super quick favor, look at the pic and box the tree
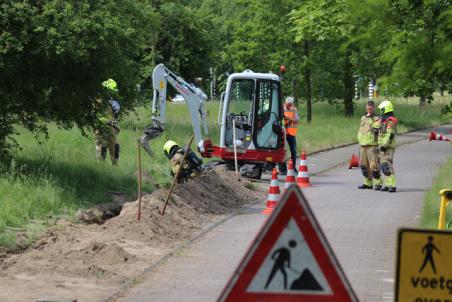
[348,0,451,106]
[290,0,356,117]
[154,2,215,80]
[0,0,158,157]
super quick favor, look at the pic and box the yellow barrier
[438,189,452,229]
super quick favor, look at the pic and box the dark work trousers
[286,134,297,169]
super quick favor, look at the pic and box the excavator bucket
[140,125,164,156]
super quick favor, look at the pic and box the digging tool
[160,135,194,216]
[287,266,301,274]
[136,139,142,221]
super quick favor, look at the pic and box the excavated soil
[0,167,263,302]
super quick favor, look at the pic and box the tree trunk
[343,49,354,117]
[303,40,312,123]
[419,95,426,108]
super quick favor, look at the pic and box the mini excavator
[140,64,286,179]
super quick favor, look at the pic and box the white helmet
[285,96,294,104]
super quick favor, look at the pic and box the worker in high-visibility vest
[357,100,382,190]
[163,140,203,182]
[283,97,299,172]
[378,100,398,192]
[94,79,121,164]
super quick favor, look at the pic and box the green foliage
[0,0,158,154]
[348,0,451,105]
[290,0,356,116]
[155,2,214,79]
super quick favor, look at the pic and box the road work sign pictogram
[217,185,358,302]
[395,228,452,302]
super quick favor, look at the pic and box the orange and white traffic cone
[297,151,312,187]
[262,168,281,215]
[284,159,296,190]
[349,154,359,169]
[429,131,450,142]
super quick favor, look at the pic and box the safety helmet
[285,96,294,104]
[163,140,178,158]
[102,78,118,92]
[378,100,394,114]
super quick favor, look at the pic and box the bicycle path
[116,125,451,302]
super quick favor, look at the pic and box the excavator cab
[215,70,286,177]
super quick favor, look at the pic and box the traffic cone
[262,168,281,215]
[284,159,296,190]
[297,151,312,187]
[349,154,359,169]
[429,131,450,142]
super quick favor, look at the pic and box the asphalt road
[115,125,451,302]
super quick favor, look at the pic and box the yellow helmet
[378,100,394,114]
[102,78,118,92]
[163,140,178,157]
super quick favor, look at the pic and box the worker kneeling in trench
[163,140,203,182]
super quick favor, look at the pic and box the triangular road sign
[217,185,358,302]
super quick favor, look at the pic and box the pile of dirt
[0,166,263,302]
[108,167,258,245]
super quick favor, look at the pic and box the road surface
[113,125,451,302]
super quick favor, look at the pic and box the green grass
[421,156,452,230]
[0,96,450,249]
[298,96,452,152]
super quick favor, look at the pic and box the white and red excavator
[140,63,286,179]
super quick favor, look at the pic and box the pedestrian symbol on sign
[419,236,440,274]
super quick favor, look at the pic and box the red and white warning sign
[217,185,358,302]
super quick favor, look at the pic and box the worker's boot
[384,175,396,192]
[358,184,373,189]
[101,146,107,160]
[358,178,373,189]
[373,185,382,190]
[380,186,389,191]
[372,173,382,191]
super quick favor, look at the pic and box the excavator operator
[163,140,203,181]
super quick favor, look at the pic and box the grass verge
[0,96,450,249]
[421,156,452,229]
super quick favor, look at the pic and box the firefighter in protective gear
[95,79,120,164]
[283,97,299,172]
[377,100,398,192]
[357,100,382,190]
[163,140,203,181]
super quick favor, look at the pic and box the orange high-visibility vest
[284,107,298,136]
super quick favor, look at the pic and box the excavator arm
[140,64,209,156]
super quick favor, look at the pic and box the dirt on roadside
[0,167,263,302]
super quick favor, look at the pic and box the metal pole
[232,118,239,179]
[438,189,452,229]
[160,135,194,215]
[136,139,142,221]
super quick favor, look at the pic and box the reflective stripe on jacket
[357,114,379,146]
[284,107,298,136]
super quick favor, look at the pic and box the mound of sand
[0,166,263,302]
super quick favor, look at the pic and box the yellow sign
[159,80,164,89]
[395,228,452,302]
